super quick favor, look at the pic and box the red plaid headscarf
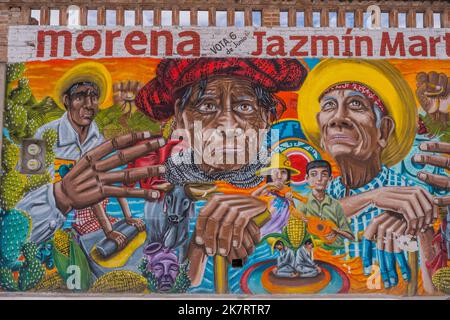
[135,58,307,121]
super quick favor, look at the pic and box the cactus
[26,116,41,138]
[0,63,62,292]
[9,78,32,106]
[6,63,25,84]
[146,272,159,293]
[4,63,62,144]
[5,101,28,140]
[42,129,57,168]
[1,139,20,172]
[0,209,44,291]
[169,262,191,294]
[0,208,31,269]
[23,172,52,194]
[16,242,45,291]
[0,170,28,211]
[89,270,148,293]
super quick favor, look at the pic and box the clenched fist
[416,71,449,123]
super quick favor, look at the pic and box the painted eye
[197,103,218,113]
[349,99,364,109]
[234,104,255,114]
[321,100,336,111]
[166,196,172,206]
[182,199,190,210]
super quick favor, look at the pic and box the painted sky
[22,58,450,116]
[23,57,160,107]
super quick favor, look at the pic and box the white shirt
[17,112,104,243]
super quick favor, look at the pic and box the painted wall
[0,26,449,296]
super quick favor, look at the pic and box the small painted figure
[253,153,301,236]
[294,239,322,278]
[141,242,180,292]
[269,238,298,278]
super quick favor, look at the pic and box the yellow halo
[53,61,112,110]
[297,59,417,167]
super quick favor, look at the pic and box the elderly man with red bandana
[298,59,449,293]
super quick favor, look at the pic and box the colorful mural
[1,27,449,297]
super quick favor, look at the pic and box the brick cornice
[1,1,449,11]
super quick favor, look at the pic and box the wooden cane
[213,210,271,294]
[407,251,419,296]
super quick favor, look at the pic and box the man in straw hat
[298,59,440,292]
[17,62,145,246]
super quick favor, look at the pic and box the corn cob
[53,229,70,257]
[89,270,148,293]
[432,267,450,294]
[286,214,306,249]
[32,272,66,292]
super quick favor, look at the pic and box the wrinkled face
[64,84,99,127]
[270,168,289,186]
[316,89,388,162]
[307,167,331,191]
[175,77,270,173]
[149,252,179,292]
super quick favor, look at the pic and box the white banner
[7,26,450,62]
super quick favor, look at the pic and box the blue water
[63,196,278,294]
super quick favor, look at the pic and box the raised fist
[113,80,143,115]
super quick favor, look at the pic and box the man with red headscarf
[43,58,307,290]
[134,58,307,286]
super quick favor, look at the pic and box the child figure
[253,153,300,237]
[297,160,354,253]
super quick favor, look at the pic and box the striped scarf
[163,148,270,189]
